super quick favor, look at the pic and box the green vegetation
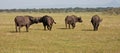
[0,7,120,15]
[0,12,120,53]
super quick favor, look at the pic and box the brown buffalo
[65,15,83,29]
[91,15,102,31]
[14,15,38,32]
[38,15,56,31]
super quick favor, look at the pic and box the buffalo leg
[47,24,52,31]
[50,26,52,31]
[72,23,75,29]
[65,21,67,29]
[94,26,96,31]
[26,25,29,32]
[93,25,96,31]
[68,24,71,29]
[47,25,50,30]
[92,23,96,31]
[49,25,52,31]
[18,26,21,32]
[94,23,98,31]
[44,25,46,30]
[65,24,67,29]
[44,25,47,30]
[43,23,47,30]
[15,25,18,32]
[96,24,99,31]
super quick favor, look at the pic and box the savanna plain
[0,12,120,53]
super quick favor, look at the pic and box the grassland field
[0,12,120,53]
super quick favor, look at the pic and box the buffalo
[14,15,38,32]
[65,15,83,29]
[91,15,102,31]
[38,15,56,31]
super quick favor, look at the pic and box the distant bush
[103,7,120,15]
[0,7,120,15]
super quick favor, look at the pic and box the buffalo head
[77,17,83,22]
[27,16,39,24]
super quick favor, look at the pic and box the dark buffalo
[91,15,102,31]
[65,15,83,29]
[14,15,38,32]
[38,15,56,31]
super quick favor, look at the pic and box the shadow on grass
[31,28,53,31]
[30,28,45,31]
[9,31,17,33]
[57,28,67,30]
[82,29,93,31]
[8,31,28,33]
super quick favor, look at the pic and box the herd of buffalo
[14,15,102,32]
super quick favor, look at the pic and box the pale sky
[0,0,120,9]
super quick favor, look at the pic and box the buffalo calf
[91,15,102,31]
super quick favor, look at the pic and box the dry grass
[0,12,120,53]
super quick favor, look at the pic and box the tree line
[0,7,120,15]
